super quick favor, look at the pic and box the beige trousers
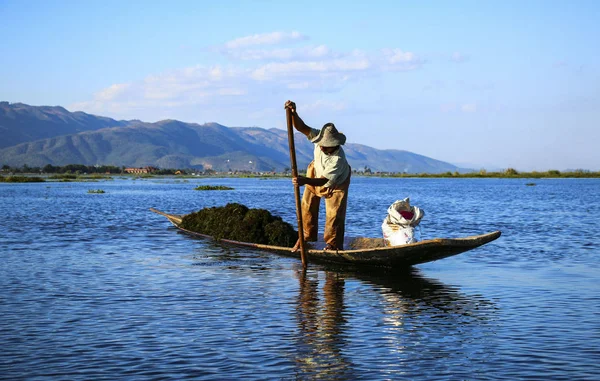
[301,162,351,250]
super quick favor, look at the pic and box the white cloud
[450,52,469,63]
[72,32,434,120]
[224,31,306,49]
[95,83,131,101]
[381,48,424,71]
[309,45,330,58]
[71,64,253,118]
[222,44,334,61]
[226,48,296,61]
[251,58,371,81]
[302,100,348,112]
[68,99,142,116]
[386,49,416,64]
[140,65,248,101]
[461,103,477,113]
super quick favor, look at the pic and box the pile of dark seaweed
[180,203,298,247]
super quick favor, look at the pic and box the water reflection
[292,266,496,379]
[187,242,496,378]
[348,267,497,319]
[294,269,352,379]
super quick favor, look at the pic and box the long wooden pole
[286,107,308,268]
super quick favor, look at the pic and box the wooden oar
[286,107,308,268]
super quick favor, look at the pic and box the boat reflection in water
[291,265,496,379]
[189,241,496,378]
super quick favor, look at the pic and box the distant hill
[0,101,465,173]
[0,101,133,149]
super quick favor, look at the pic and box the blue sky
[1,0,598,171]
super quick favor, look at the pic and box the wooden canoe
[150,208,501,268]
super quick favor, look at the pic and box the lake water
[1,177,598,380]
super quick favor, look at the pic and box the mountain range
[0,101,467,173]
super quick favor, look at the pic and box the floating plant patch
[180,203,297,247]
[194,185,234,191]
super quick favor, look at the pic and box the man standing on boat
[284,100,351,251]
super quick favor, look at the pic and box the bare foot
[292,239,312,252]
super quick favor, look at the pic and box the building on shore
[124,166,158,174]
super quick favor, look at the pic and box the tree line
[1,164,179,175]
[1,164,599,178]
[377,168,600,178]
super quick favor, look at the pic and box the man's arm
[293,175,328,187]
[284,100,312,137]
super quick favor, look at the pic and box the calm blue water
[1,177,599,380]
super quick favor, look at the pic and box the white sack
[382,198,425,246]
[382,224,422,246]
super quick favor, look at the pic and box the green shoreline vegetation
[0,175,45,183]
[1,164,599,181]
[381,168,600,179]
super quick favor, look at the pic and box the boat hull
[150,208,501,268]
